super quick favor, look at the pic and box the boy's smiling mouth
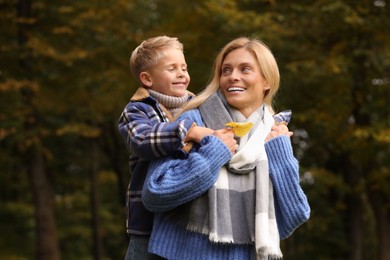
[173,82,186,86]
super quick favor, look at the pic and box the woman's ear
[263,83,271,97]
[264,81,270,91]
[140,72,152,87]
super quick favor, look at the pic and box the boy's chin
[172,90,187,97]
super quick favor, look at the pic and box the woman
[142,37,310,259]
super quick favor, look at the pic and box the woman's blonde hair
[176,37,280,118]
[130,36,184,86]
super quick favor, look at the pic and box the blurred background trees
[1,0,389,259]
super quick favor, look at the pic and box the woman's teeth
[227,87,245,92]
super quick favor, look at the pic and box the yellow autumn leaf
[225,122,254,137]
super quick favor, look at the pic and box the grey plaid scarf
[185,92,283,259]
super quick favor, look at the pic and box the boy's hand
[214,128,237,155]
[185,125,214,143]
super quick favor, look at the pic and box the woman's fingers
[214,129,237,154]
[266,124,293,142]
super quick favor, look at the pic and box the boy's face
[143,48,190,97]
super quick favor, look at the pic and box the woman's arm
[265,135,311,239]
[142,134,232,212]
[142,109,233,212]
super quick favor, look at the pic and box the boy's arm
[118,102,194,160]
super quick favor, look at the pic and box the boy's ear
[140,72,152,87]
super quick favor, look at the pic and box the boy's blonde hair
[176,37,280,118]
[130,36,184,86]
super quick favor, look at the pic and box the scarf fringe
[187,224,258,245]
[256,247,283,260]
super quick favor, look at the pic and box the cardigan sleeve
[265,135,311,239]
[142,109,232,212]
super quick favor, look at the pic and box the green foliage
[1,0,389,259]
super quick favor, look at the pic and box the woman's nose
[228,70,239,82]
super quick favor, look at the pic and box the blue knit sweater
[142,109,310,259]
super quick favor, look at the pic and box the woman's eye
[222,68,232,75]
[242,66,252,72]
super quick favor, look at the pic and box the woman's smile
[227,86,246,92]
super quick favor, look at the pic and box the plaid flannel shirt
[118,88,193,234]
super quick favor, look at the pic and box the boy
[118,36,212,260]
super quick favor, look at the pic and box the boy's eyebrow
[163,62,187,67]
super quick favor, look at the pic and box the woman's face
[219,48,270,118]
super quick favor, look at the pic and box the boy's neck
[148,89,189,115]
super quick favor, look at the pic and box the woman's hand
[214,128,237,155]
[265,123,293,142]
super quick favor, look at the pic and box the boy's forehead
[155,48,186,66]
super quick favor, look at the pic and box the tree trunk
[342,161,363,260]
[367,191,390,260]
[346,192,363,260]
[28,149,61,260]
[331,153,364,260]
[100,122,127,206]
[18,0,61,259]
[345,44,370,260]
[91,142,104,260]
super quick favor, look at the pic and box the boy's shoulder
[121,89,161,117]
[130,87,151,102]
[125,88,160,110]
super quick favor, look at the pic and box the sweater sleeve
[265,136,311,239]
[142,134,232,213]
[142,109,232,212]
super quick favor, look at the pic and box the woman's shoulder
[177,109,203,124]
[180,108,201,116]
